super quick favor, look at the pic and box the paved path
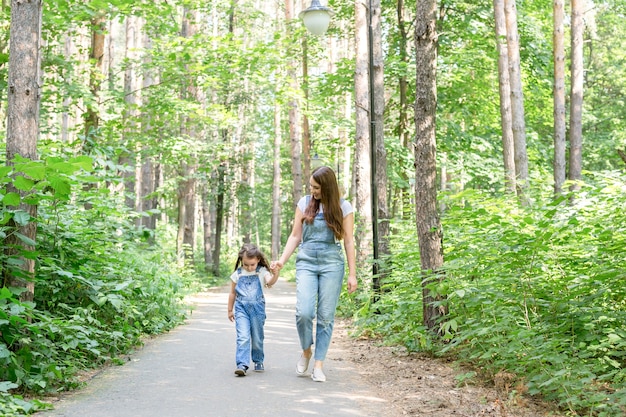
[37,279,389,417]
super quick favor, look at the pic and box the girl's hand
[270,261,283,271]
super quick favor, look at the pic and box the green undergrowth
[0,157,200,416]
[347,172,626,416]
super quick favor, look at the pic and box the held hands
[270,260,283,272]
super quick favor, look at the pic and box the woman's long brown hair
[302,166,344,240]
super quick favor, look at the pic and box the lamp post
[300,1,380,277]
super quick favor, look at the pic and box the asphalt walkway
[37,278,389,417]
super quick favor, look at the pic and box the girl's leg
[234,303,251,369]
[249,301,266,365]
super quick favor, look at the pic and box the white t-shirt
[230,266,272,287]
[297,196,354,217]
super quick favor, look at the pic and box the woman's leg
[295,267,318,352]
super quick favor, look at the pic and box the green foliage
[0,157,193,415]
[353,173,626,416]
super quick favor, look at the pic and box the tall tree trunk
[395,0,411,219]
[302,38,311,194]
[201,184,212,272]
[494,0,516,193]
[84,12,106,151]
[504,0,529,198]
[271,100,282,260]
[371,0,390,290]
[553,0,567,195]
[286,0,303,207]
[122,15,140,212]
[139,29,157,235]
[568,0,584,192]
[415,0,446,330]
[4,0,43,302]
[212,140,227,276]
[355,0,373,269]
[178,8,199,263]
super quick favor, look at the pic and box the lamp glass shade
[301,10,331,36]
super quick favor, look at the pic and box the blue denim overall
[234,266,266,369]
[295,202,345,361]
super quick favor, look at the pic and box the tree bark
[568,0,584,192]
[355,0,373,268]
[123,15,141,212]
[178,8,199,263]
[84,12,106,150]
[139,30,157,235]
[415,0,446,330]
[494,0,516,193]
[371,0,390,291]
[286,0,303,208]
[553,0,567,195]
[272,100,282,260]
[395,0,412,219]
[4,0,43,301]
[504,0,529,198]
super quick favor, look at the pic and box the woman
[272,166,357,382]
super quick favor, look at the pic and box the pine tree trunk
[271,100,282,260]
[494,0,516,193]
[504,0,529,198]
[568,0,584,191]
[4,0,43,301]
[355,0,373,268]
[371,0,390,290]
[415,0,446,330]
[286,0,303,208]
[553,0,567,195]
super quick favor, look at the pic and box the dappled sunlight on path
[37,279,391,417]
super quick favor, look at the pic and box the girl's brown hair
[234,243,271,271]
[302,166,344,240]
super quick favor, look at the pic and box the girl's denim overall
[234,267,266,369]
[295,208,345,361]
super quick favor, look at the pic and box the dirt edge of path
[331,319,565,417]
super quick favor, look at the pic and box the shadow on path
[37,279,389,417]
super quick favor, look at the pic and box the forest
[0,0,624,415]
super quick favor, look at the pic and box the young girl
[227,243,279,376]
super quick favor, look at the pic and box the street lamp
[299,0,333,36]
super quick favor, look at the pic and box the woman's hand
[347,275,357,293]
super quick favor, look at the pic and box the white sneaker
[296,354,311,375]
[311,367,326,382]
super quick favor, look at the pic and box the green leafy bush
[354,172,626,416]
